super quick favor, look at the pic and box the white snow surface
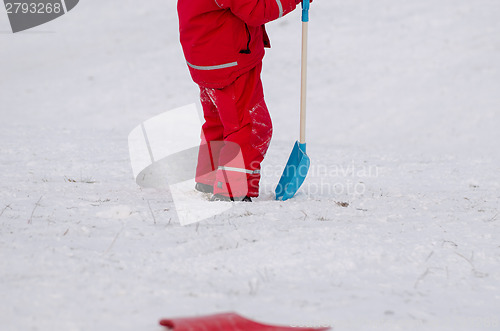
[1,1,500,330]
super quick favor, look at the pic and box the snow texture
[1,0,499,330]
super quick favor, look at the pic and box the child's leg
[246,97,272,197]
[195,88,224,187]
[210,63,273,198]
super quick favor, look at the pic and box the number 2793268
[5,2,62,14]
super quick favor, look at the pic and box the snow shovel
[275,0,311,201]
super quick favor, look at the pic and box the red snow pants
[195,63,272,198]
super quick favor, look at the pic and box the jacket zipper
[239,24,251,54]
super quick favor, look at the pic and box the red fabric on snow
[159,312,331,331]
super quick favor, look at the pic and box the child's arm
[216,0,300,27]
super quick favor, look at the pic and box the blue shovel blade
[275,141,311,201]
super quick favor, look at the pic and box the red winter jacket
[177,0,299,88]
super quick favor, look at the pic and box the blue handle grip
[301,0,310,22]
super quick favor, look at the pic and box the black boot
[195,182,214,194]
[210,194,252,202]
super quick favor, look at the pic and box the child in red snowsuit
[178,0,303,201]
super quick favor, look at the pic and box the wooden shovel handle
[300,20,308,144]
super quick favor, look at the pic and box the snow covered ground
[1,0,499,330]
